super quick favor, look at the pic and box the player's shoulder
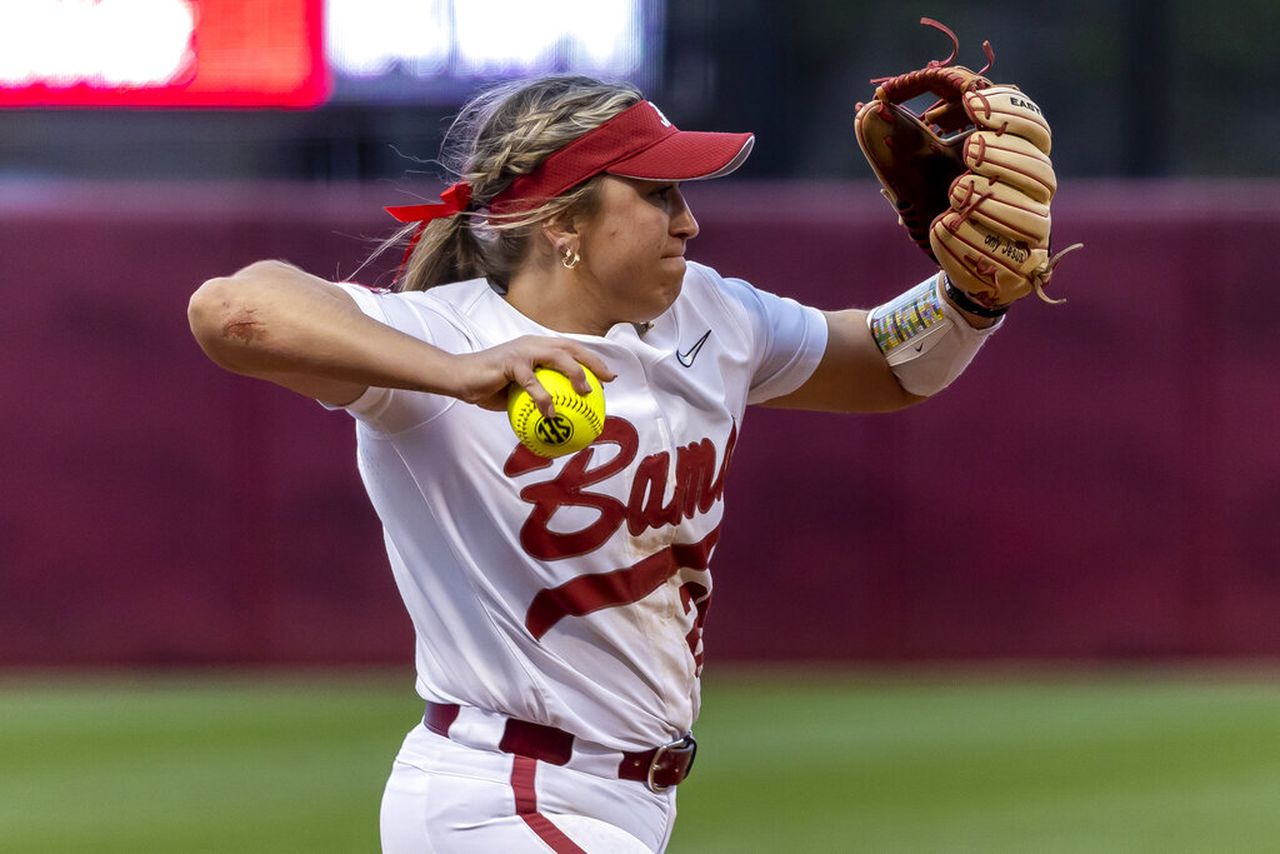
[406,279,495,346]
[344,278,490,351]
[334,278,484,305]
[393,277,495,320]
[396,277,491,310]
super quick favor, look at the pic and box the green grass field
[3,668,1280,852]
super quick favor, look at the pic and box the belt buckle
[646,734,697,793]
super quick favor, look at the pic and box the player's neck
[505,265,613,337]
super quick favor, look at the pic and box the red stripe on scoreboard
[0,0,328,108]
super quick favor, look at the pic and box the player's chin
[632,277,683,325]
[659,257,686,288]
[657,264,685,305]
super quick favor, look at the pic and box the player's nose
[669,187,699,240]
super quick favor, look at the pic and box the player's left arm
[764,274,998,413]
[761,307,919,412]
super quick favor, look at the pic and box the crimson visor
[491,101,754,214]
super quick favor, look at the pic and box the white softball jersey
[330,261,826,751]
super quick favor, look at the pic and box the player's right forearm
[187,260,459,401]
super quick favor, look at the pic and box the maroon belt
[424,701,697,792]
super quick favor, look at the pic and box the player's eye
[648,185,679,211]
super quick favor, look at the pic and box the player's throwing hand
[450,335,615,418]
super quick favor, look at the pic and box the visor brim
[607,131,755,183]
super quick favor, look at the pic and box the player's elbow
[188,272,270,372]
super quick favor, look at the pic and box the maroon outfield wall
[2,180,1279,666]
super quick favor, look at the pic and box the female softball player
[188,75,1000,852]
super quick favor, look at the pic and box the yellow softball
[507,366,606,459]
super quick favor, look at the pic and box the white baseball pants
[380,724,679,853]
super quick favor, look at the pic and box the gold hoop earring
[561,246,581,270]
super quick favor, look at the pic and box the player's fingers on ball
[545,353,593,396]
[565,345,616,383]
[512,363,556,419]
[538,350,592,395]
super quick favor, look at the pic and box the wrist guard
[867,273,1000,396]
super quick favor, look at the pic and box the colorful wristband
[866,274,1002,397]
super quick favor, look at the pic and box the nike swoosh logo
[676,329,712,368]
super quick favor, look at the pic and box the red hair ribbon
[384,182,473,281]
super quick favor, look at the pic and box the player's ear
[539,217,579,260]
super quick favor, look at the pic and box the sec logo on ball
[535,415,575,446]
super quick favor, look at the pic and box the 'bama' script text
[503,417,737,561]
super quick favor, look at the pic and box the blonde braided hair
[384,75,643,293]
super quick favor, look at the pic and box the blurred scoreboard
[0,0,660,109]
[0,0,327,107]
